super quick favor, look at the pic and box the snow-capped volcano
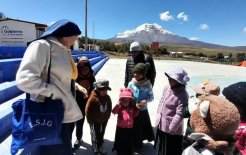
[109,23,228,48]
[110,23,192,44]
[115,23,173,38]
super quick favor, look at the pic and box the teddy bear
[182,95,240,155]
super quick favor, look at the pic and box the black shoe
[133,144,142,153]
[72,147,77,155]
[100,147,107,154]
[73,139,83,149]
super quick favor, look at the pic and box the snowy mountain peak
[115,23,173,38]
[135,23,171,33]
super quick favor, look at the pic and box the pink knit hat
[119,88,134,99]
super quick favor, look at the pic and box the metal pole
[85,0,88,51]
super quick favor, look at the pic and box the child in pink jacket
[154,67,190,155]
[112,88,140,155]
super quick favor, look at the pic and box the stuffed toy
[182,95,240,155]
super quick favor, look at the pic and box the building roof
[0,18,47,28]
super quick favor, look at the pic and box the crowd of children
[73,57,156,155]
[70,50,245,155]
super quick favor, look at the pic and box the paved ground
[73,58,246,155]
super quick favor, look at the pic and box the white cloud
[177,12,188,21]
[199,24,209,30]
[160,11,174,21]
[243,27,246,33]
[189,37,199,41]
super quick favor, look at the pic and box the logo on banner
[0,25,23,36]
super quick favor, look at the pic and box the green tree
[0,12,6,19]
[159,46,168,55]
[217,53,224,59]
[143,45,150,51]
[116,43,130,53]
[236,53,246,62]
[198,52,207,57]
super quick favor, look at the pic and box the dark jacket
[124,53,156,87]
[85,90,112,124]
[76,59,96,108]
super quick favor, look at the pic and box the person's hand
[117,103,122,108]
[140,99,147,106]
[76,84,88,98]
[136,103,143,109]
[135,104,140,109]
[169,129,175,135]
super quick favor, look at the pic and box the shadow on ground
[74,139,156,155]
[74,139,116,155]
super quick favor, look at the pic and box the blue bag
[11,95,64,154]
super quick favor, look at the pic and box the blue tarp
[0,81,23,105]
[0,59,22,83]
[0,46,26,59]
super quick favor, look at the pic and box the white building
[0,18,47,46]
[170,51,183,57]
[82,44,100,51]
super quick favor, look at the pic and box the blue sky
[1,0,246,46]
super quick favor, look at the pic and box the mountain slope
[109,23,234,49]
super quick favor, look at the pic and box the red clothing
[112,104,139,128]
[235,121,246,155]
